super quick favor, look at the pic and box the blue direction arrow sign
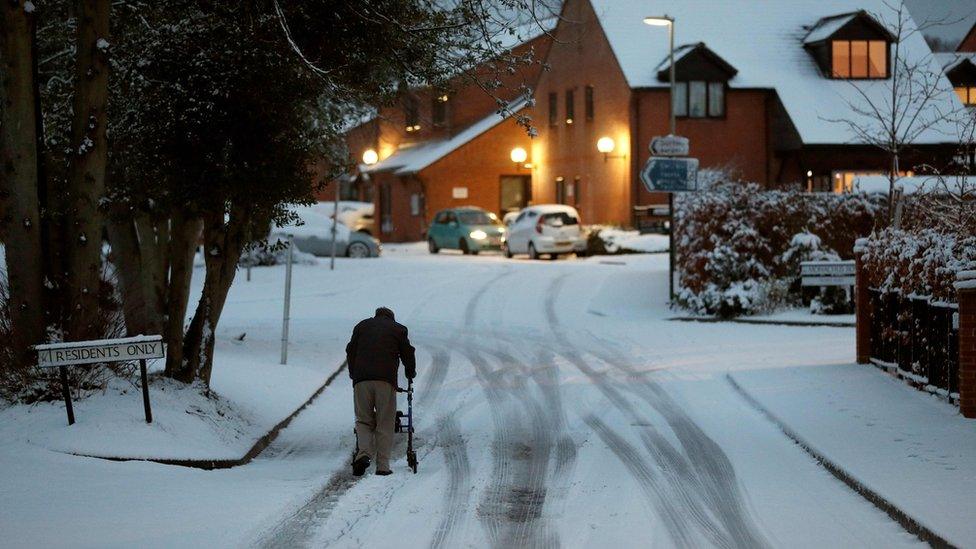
[640,156,698,192]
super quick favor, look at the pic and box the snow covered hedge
[674,182,885,317]
[584,225,669,255]
[858,229,976,303]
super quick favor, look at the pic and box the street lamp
[510,147,527,164]
[645,14,678,303]
[362,148,378,165]
[643,15,675,136]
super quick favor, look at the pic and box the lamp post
[644,14,678,303]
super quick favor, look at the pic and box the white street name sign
[650,135,690,157]
[36,335,166,368]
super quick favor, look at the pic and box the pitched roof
[366,97,529,175]
[934,52,976,72]
[588,0,960,145]
[654,42,738,81]
[803,12,860,44]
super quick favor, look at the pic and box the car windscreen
[541,212,579,225]
[458,211,501,226]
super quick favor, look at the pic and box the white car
[504,205,583,260]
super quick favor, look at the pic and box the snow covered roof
[852,174,976,195]
[934,52,976,72]
[803,13,860,45]
[366,97,529,175]
[588,0,960,145]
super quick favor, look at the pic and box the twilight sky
[905,0,976,47]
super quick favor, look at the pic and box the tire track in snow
[544,273,742,548]
[582,333,770,549]
[429,415,471,549]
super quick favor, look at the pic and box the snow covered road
[1,246,928,547]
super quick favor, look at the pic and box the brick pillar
[855,242,872,364]
[958,272,976,419]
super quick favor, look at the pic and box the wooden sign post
[35,335,166,426]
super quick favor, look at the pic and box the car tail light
[535,216,544,234]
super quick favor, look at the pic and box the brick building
[531,0,963,228]
[335,29,552,242]
[338,0,965,242]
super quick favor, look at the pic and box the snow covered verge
[674,183,884,317]
[585,226,669,255]
[0,349,333,460]
[729,364,976,547]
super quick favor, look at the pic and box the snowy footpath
[0,244,970,547]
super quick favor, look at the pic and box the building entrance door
[500,175,531,215]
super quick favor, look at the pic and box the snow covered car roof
[588,0,959,146]
[524,204,581,215]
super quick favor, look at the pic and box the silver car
[273,204,381,258]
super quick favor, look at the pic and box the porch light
[510,147,528,164]
[597,136,625,162]
[362,149,379,165]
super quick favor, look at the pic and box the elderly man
[346,307,416,476]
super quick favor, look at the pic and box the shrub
[859,228,976,303]
[674,182,885,317]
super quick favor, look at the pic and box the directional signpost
[640,134,699,302]
[36,335,166,426]
[649,135,689,157]
[640,156,699,193]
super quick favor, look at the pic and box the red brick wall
[958,25,976,52]
[373,117,533,242]
[635,88,772,205]
[959,286,976,418]
[531,0,634,227]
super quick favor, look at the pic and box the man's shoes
[352,455,371,477]
[375,469,393,476]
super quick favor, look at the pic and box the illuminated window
[831,40,887,79]
[955,87,976,105]
[565,89,575,124]
[405,96,419,132]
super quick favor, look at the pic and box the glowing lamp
[510,147,528,164]
[596,137,616,154]
[362,149,379,165]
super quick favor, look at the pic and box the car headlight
[498,227,506,233]
[470,230,487,240]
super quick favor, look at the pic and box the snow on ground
[729,308,854,326]
[0,243,967,548]
[729,364,976,547]
[595,228,670,254]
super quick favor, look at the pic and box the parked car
[272,205,381,258]
[427,206,507,255]
[308,201,376,236]
[504,205,583,260]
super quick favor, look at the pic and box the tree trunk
[163,214,201,378]
[0,1,46,363]
[177,208,248,385]
[64,0,110,341]
[106,216,166,336]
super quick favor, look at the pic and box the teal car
[427,207,507,255]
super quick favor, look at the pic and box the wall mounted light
[362,149,379,166]
[597,136,626,162]
[510,147,528,164]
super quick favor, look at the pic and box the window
[707,82,725,117]
[673,82,688,116]
[672,81,724,118]
[955,87,976,105]
[565,89,575,124]
[405,96,420,132]
[434,211,448,224]
[548,92,557,126]
[432,95,448,127]
[831,40,887,79]
[688,81,707,118]
[380,184,393,233]
[555,177,566,204]
[410,194,422,217]
[585,86,594,121]
[573,176,582,207]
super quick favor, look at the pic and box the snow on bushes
[674,182,884,317]
[585,225,669,255]
[858,228,976,303]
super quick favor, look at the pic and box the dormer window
[831,40,887,78]
[805,11,895,80]
[941,54,976,107]
[657,43,737,120]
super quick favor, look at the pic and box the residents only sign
[640,156,699,192]
[37,335,165,368]
[649,135,690,157]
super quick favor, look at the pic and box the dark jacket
[346,311,416,386]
